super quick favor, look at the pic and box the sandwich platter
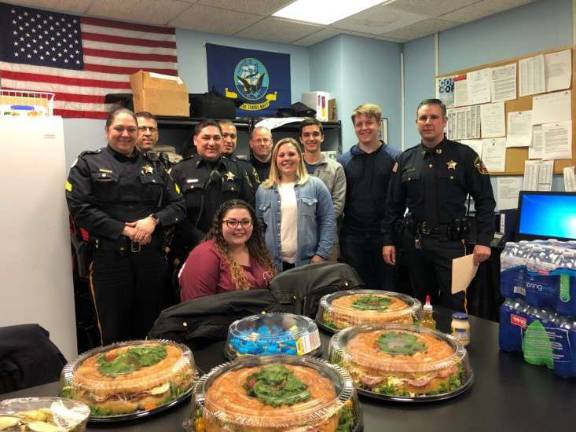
[60,339,198,422]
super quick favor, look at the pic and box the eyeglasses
[223,219,252,229]
[138,126,158,133]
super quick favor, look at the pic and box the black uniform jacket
[66,146,185,241]
[382,138,496,246]
[169,154,254,248]
[225,153,260,195]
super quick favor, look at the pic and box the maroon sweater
[179,239,273,302]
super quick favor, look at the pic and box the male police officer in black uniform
[382,99,495,311]
[66,108,186,344]
[170,119,254,261]
[219,119,260,193]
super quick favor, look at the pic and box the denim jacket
[256,176,336,272]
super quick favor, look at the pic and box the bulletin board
[436,46,576,175]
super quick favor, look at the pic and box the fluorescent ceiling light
[273,0,386,25]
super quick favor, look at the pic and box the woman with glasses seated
[179,200,276,301]
[256,138,336,272]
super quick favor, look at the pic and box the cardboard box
[302,91,330,121]
[130,70,189,117]
[328,98,336,121]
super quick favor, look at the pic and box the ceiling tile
[4,0,94,14]
[387,0,479,18]
[169,3,262,34]
[86,0,192,26]
[292,28,341,46]
[380,17,458,42]
[334,4,428,35]
[235,17,321,44]
[197,0,293,15]
[441,0,535,23]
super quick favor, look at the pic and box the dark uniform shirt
[170,154,254,251]
[382,138,496,246]
[66,146,185,241]
[225,154,260,194]
[250,154,271,183]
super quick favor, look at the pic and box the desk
[2,313,573,431]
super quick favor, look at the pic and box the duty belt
[416,221,452,236]
[93,236,160,254]
[414,219,470,241]
[416,221,452,237]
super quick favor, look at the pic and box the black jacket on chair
[148,263,364,349]
[0,324,66,394]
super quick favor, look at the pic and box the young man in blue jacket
[339,103,400,290]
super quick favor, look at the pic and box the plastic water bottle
[553,249,576,316]
[499,298,526,353]
[522,306,554,370]
[552,315,576,378]
[524,245,558,309]
[500,242,526,300]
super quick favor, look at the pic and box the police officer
[170,119,254,260]
[136,111,174,169]
[382,99,496,311]
[249,126,273,181]
[219,119,260,193]
[66,108,186,344]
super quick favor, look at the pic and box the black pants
[404,233,467,311]
[90,246,167,345]
[340,233,396,291]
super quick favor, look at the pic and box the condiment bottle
[421,295,436,329]
[451,312,471,346]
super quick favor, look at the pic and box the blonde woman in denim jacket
[256,138,336,272]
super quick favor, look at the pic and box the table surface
[3,312,575,431]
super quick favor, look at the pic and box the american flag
[0,2,178,119]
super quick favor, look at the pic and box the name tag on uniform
[186,178,199,183]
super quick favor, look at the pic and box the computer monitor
[516,191,576,241]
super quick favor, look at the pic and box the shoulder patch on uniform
[392,162,398,173]
[474,156,489,175]
[65,180,72,192]
[79,149,101,157]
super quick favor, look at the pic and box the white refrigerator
[0,116,77,359]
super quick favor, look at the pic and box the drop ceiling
[4,0,538,45]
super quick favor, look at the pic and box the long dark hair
[206,200,276,289]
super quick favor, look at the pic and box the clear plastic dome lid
[60,340,197,419]
[225,313,321,359]
[187,356,362,431]
[0,397,90,432]
[316,290,422,332]
[328,324,473,401]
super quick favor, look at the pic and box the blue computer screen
[517,192,576,240]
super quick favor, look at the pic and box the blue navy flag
[206,43,291,117]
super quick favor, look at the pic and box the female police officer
[66,108,185,344]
